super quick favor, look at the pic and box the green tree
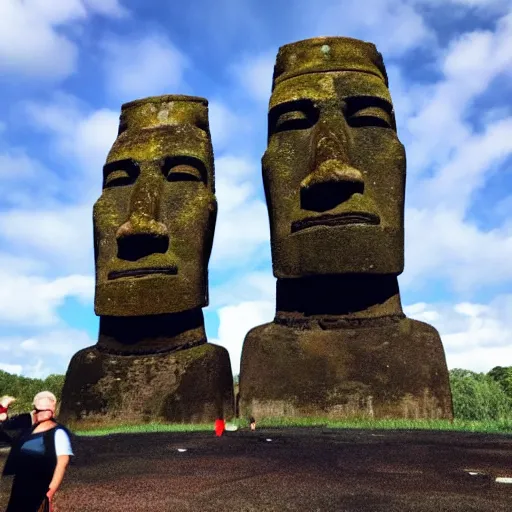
[43,374,66,402]
[0,370,66,415]
[487,366,512,399]
[449,368,512,421]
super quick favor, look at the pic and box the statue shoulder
[405,317,442,339]
[243,321,279,341]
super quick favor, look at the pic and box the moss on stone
[61,344,234,426]
[239,37,452,421]
[60,94,234,426]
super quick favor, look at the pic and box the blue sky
[1,0,511,378]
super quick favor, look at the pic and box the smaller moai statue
[60,95,234,426]
[239,37,453,421]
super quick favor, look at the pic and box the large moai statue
[60,95,234,425]
[239,37,453,420]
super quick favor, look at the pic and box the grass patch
[74,422,214,436]
[249,417,512,433]
[72,417,512,436]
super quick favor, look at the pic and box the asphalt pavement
[1,428,511,511]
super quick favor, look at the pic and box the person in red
[0,392,74,511]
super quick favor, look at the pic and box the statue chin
[94,274,206,317]
[272,225,404,278]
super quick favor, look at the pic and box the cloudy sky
[0,0,511,379]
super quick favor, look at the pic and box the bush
[449,369,512,421]
[487,366,512,399]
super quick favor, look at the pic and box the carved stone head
[264,37,406,278]
[94,95,216,316]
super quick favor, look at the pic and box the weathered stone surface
[60,95,233,425]
[264,37,404,278]
[240,317,452,420]
[60,343,234,426]
[239,37,453,420]
[94,95,216,317]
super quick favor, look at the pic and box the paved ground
[1,428,511,511]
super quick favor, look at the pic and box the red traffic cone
[214,418,225,437]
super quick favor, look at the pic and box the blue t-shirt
[20,428,74,457]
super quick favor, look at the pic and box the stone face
[60,95,234,425]
[94,95,216,317]
[264,37,404,278]
[239,37,453,421]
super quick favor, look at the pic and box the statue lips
[291,211,380,233]
[108,266,178,280]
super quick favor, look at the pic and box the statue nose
[115,171,170,261]
[116,215,169,262]
[300,160,365,212]
[300,112,365,212]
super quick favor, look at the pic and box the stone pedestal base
[59,343,234,426]
[239,317,453,420]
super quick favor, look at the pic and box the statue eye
[269,100,318,135]
[348,106,393,129]
[162,156,207,184]
[166,164,203,182]
[274,110,312,132]
[104,169,133,188]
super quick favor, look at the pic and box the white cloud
[0,204,94,274]
[0,272,94,327]
[0,0,128,80]
[0,99,114,285]
[396,12,512,293]
[24,95,119,202]
[297,0,435,58]
[211,300,275,375]
[209,100,240,152]
[0,150,61,207]
[26,0,87,24]
[0,1,78,79]
[411,117,512,213]
[403,208,512,293]
[418,0,511,13]
[405,12,512,176]
[0,253,45,275]
[210,156,270,267]
[0,151,44,181]
[0,363,22,376]
[209,271,275,376]
[231,52,274,103]
[0,327,95,378]
[210,270,275,309]
[83,0,128,18]
[72,109,120,186]
[19,328,94,357]
[26,96,118,171]
[101,34,187,102]
[405,296,512,373]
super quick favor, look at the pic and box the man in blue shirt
[0,391,74,511]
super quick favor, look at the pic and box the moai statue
[60,95,234,425]
[239,37,453,420]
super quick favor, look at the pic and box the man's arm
[47,455,70,500]
[0,413,33,445]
